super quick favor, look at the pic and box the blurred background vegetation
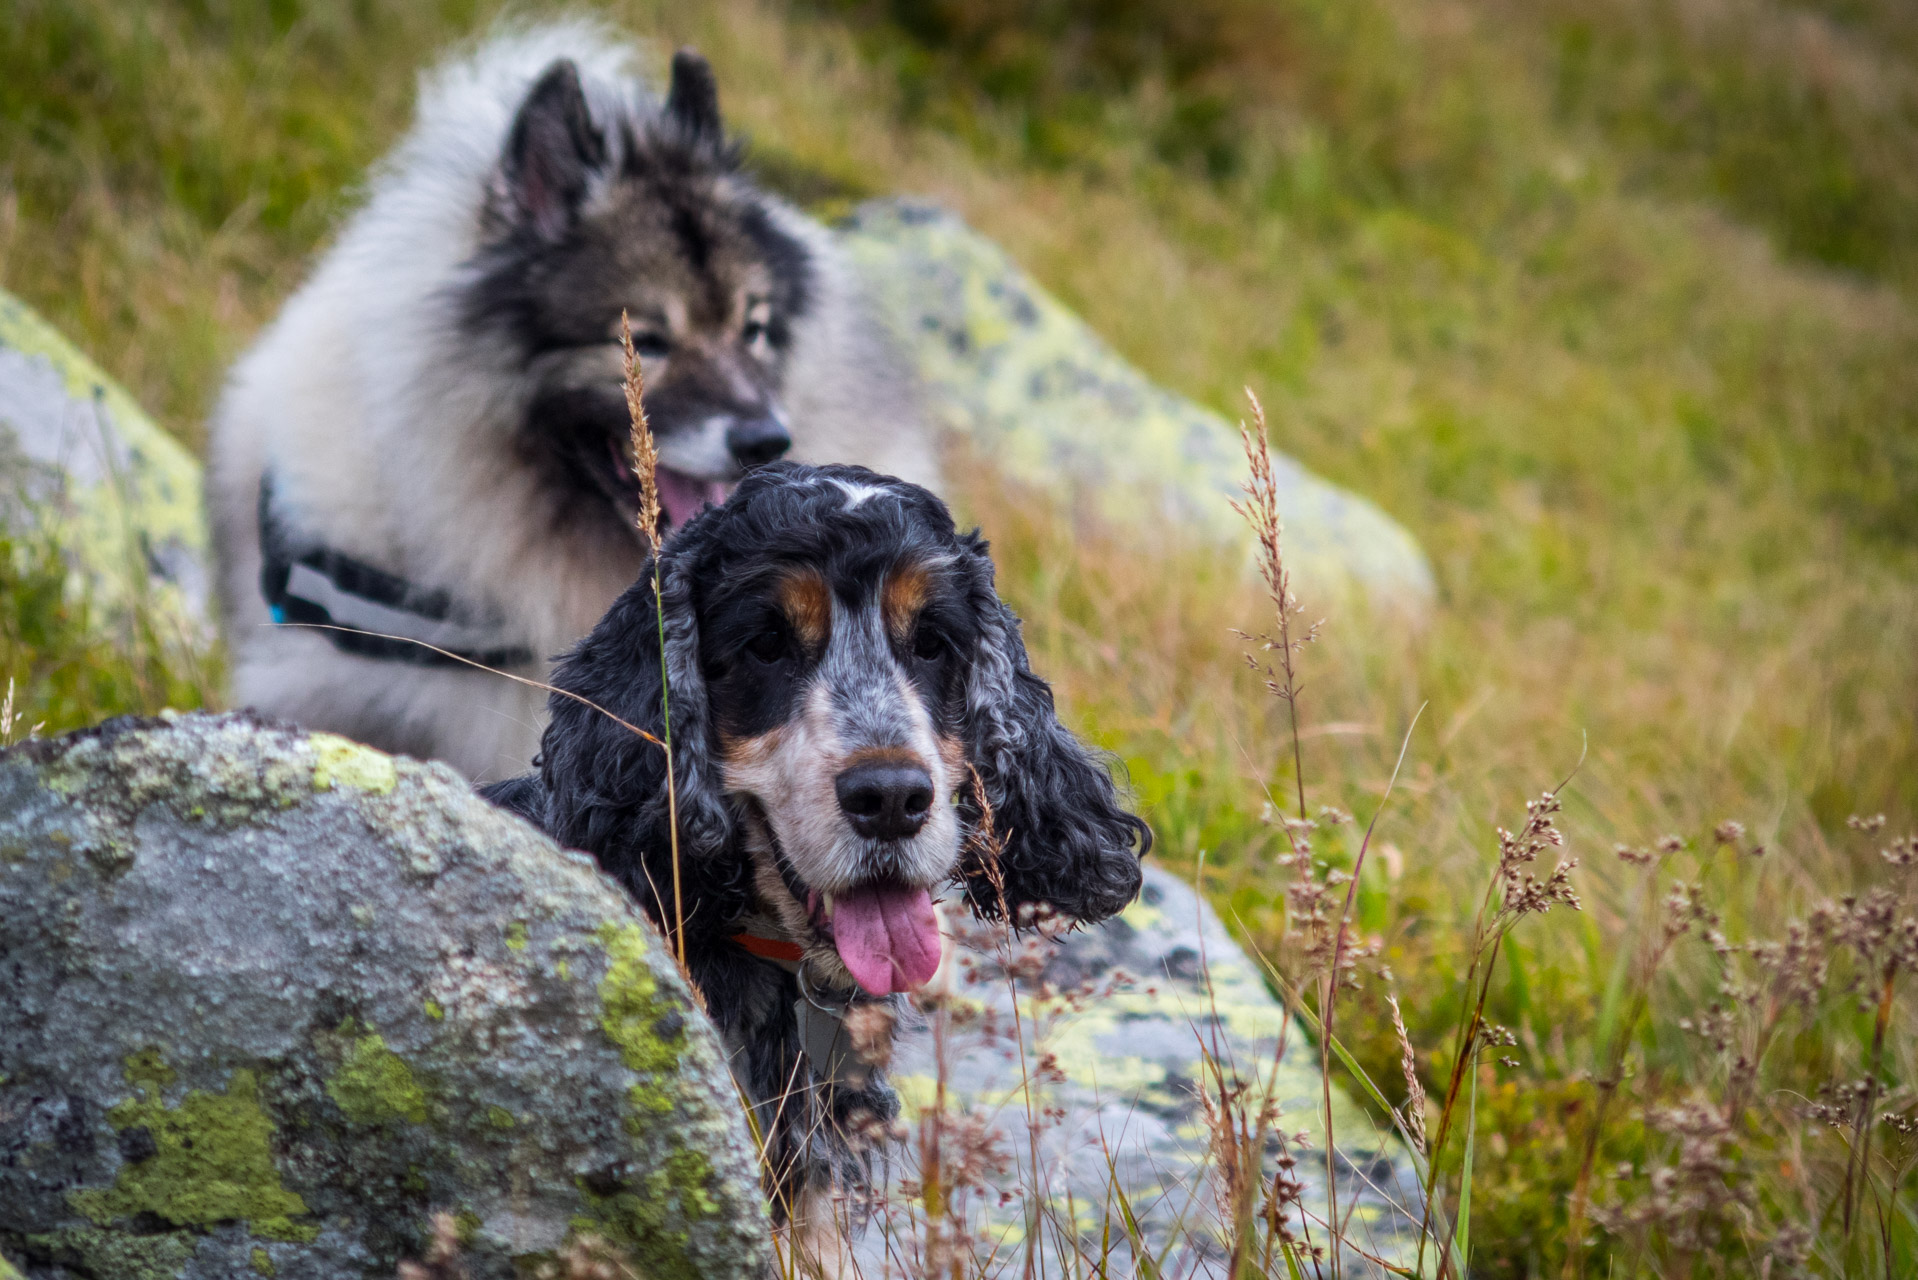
[4,0,1916,1273]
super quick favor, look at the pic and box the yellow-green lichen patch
[574,922,729,1280]
[26,1228,197,1280]
[325,1026,429,1126]
[250,1245,276,1276]
[423,998,444,1021]
[595,922,685,1118]
[41,720,314,826]
[486,1105,516,1130]
[310,733,397,794]
[67,1052,316,1243]
[504,920,528,951]
[0,289,207,627]
[0,1249,25,1280]
[570,1148,717,1280]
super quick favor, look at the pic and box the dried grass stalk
[620,311,663,543]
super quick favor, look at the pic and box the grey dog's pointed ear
[665,49,722,145]
[955,535,1150,926]
[494,59,607,242]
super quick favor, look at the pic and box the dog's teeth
[822,892,835,919]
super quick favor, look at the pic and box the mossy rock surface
[0,713,769,1280]
[0,287,209,634]
[839,200,1435,611]
[868,866,1426,1277]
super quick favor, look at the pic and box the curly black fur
[482,462,1149,1213]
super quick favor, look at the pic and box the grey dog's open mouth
[608,440,731,532]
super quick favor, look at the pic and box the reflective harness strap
[257,473,535,669]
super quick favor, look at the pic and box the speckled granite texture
[0,713,770,1280]
[0,288,209,633]
[839,200,1436,610]
[850,866,1430,1278]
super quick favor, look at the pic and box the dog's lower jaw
[740,809,954,998]
[743,823,864,996]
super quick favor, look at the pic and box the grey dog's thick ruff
[206,21,931,782]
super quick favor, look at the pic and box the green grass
[4,0,1916,1274]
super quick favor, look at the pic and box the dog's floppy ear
[494,58,607,242]
[665,49,723,146]
[536,530,744,940]
[955,533,1150,926]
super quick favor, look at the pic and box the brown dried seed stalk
[1230,387,1310,823]
[621,310,683,965]
[620,311,663,542]
[1388,993,1429,1156]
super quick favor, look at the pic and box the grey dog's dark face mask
[464,53,811,537]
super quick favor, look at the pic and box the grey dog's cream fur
[209,21,934,780]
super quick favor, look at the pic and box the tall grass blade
[1449,1063,1478,1280]
[1098,1145,1162,1280]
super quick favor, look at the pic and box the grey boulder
[838,200,1436,611]
[0,713,769,1280]
[0,288,209,636]
[857,866,1431,1278]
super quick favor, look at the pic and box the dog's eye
[742,319,770,348]
[745,629,787,664]
[911,627,948,661]
[631,331,671,358]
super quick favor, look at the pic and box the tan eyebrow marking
[775,568,831,653]
[881,561,932,644]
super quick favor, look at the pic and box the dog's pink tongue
[655,468,731,530]
[831,883,941,996]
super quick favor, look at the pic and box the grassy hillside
[4,0,1917,1274]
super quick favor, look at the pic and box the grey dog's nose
[726,415,792,468]
[835,761,934,842]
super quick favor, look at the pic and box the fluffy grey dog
[208,23,933,781]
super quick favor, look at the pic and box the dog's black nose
[726,415,792,468]
[835,761,934,841]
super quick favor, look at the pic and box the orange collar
[731,932,805,963]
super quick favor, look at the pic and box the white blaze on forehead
[829,478,889,510]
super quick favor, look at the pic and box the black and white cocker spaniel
[483,462,1149,1211]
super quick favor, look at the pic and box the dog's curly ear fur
[955,534,1150,926]
[530,532,743,941]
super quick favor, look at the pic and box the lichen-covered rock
[838,201,1436,610]
[0,713,770,1280]
[855,866,1428,1278]
[0,289,209,634]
